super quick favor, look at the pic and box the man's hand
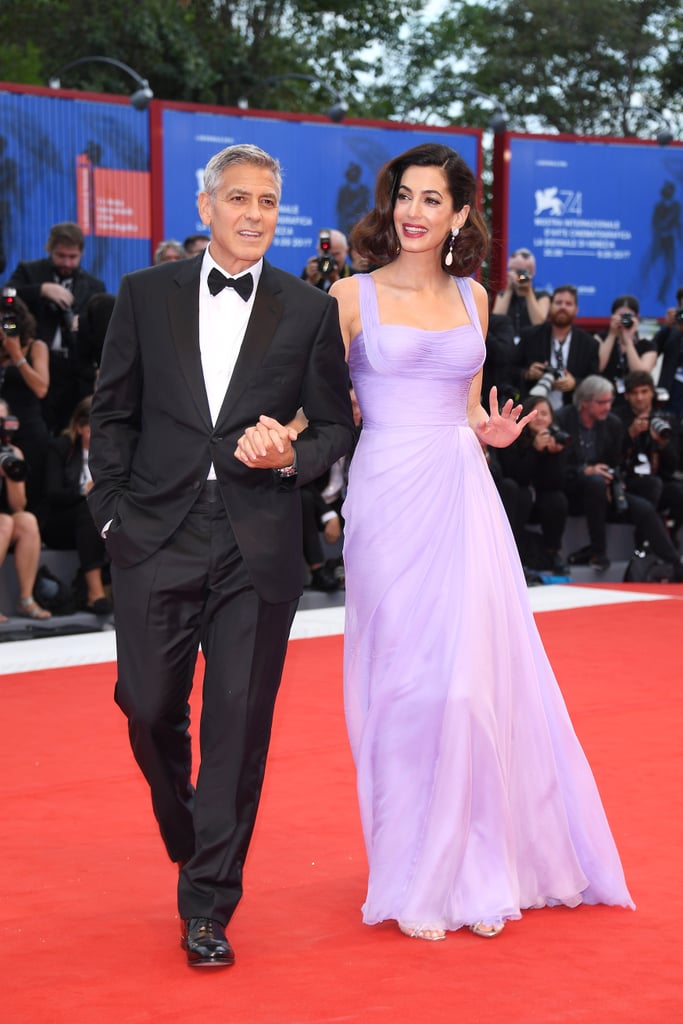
[234,415,298,469]
[554,370,575,393]
[40,282,74,308]
[526,361,547,382]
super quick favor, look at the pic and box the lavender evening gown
[342,273,634,930]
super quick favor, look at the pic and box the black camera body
[317,230,337,278]
[547,423,572,445]
[620,313,635,328]
[674,308,683,324]
[650,414,673,440]
[516,270,530,284]
[0,414,27,482]
[606,467,629,514]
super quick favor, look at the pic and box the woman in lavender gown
[330,144,633,942]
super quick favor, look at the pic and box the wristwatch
[276,462,297,478]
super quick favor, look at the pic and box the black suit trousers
[111,482,297,925]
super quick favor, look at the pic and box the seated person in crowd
[153,239,186,264]
[496,395,571,574]
[652,290,683,418]
[299,382,361,592]
[301,459,346,592]
[0,398,50,620]
[43,396,111,615]
[301,229,352,293]
[76,291,116,396]
[662,284,683,329]
[482,313,519,410]
[615,370,683,547]
[491,247,550,343]
[515,284,599,410]
[556,376,683,576]
[0,291,50,520]
[596,295,657,406]
[182,234,209,257]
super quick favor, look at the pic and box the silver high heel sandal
[398,922,446,942]
[469,921,505,938]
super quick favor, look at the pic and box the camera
[516,271,530,284]
[1,287,20,344]
[547,423,572,445]
[607,467,628,514]
[675,309,683,324]
[0,414,27,482]
[317,230,337,277]
[620,313,635,328]
[650,414,673,440]
[529,364,563,398]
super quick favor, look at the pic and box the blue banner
[506,135,683,319]
[161,109,480,276]
[0,88,150,293]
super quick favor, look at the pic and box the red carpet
[2,592,682,1022]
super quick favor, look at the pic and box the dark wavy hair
[350,143,489,277]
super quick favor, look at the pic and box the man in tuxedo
[88,144,354,968]
[6,221,105,432]
[515,284,599,410]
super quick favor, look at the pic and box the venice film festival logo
[534,187,583,217]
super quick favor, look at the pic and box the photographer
[515,284,599,410]
[652,295,683,418]
[596,295,657,406]
[492,247,550,343]
[557,375,683,576]
[0,288,50,518]
[301,228,352,293]
[5,221,105,433]
[616,370,683,546]
[43,396,111,615]
[496,395,571,573]
[0,398,50,621]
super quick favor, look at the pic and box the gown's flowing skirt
[343,419,634,929]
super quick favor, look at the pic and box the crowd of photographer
[485,249,683,581]
[3,225,683,615]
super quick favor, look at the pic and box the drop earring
[444,228,459,268]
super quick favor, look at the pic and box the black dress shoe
[307,565,339,592]
[567,544,593,566]
[180,917,235,967]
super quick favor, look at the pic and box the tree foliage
[0,0,681,140]
[0,0,421,115]
[384,0,683,139]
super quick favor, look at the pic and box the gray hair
[153,239,186,264]
[574,374,614,407]
[203,144,282,200]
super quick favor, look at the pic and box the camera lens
[620,313,634,328]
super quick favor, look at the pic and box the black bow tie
[207,267,253,301]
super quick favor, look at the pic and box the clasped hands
[234,415,297,470]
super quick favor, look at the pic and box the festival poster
[504,134,683,320]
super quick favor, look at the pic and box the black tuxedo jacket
[515,322,599,404]
[556,405,625,484]
[6,257,105,349]
[88,255,355,603]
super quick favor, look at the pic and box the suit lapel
[167,256,213,429]
[215,260,284,427]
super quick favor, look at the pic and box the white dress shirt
[199,251,263,479]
